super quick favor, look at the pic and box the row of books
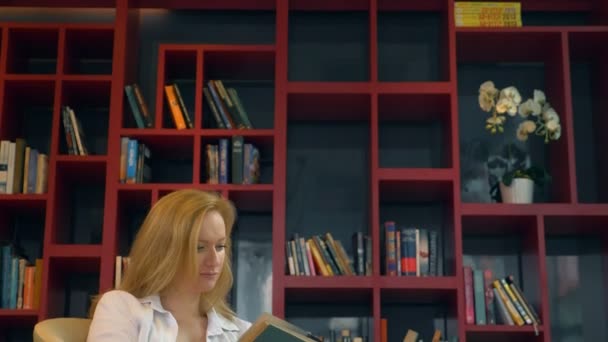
[286,232,372,277]
[114,255,131,288]
[119,137,151,184]
[0,139,48,195]
[205,136,260,185]
[463,267,541,328]
[125,80,256,130]
[0,244,43,310]
[454,1,522,27]
[61,105,89,155]
[204,80,254,129]
[384,221,439,277]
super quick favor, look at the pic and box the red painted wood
[378,0,445,11]
[536,216,552,342]
[273,0,288,319]
[291,0,370,11]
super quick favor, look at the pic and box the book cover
[239,312,321,342]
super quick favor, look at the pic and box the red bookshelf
[0,0,607,341]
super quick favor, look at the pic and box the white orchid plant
[478,80,561,196]
[479,80,562,143]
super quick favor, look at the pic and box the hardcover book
[239,312,322,342]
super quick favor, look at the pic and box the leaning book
[239,312,322,342]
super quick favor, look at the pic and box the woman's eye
[197,246,205,251]
[215,245,226,251]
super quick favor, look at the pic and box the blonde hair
[90,189,237,320]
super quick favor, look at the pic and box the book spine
[500,278,532,324]
[219,138,229,184]
[353,232,364,276]
[12,138,26,194]
[493,279,524,326]
[429,230,437,276]
[493,287,514,325]
[418,229,429,276]
[231,135,243,184]
[403,228,417,276]
[227,87,253,128]
[203,87,226,129]
[285,241,295,275]
[483,269,496,324]
[126,139,138,184]
[473,269,487,324]
[507,275,541,324]
[124,85,146,128]
[289,240,300,275]
[132,84,154,127]
[463,266,475,324]
[207,81,233,129]
[172,83,193,129]
[164,85,187,130]
[384,221,397,276]
[27,149,38,194]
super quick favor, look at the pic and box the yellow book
[307,239,329,276]
[493,280,525,325]
[164,85,187,129]
[455,2,522,27]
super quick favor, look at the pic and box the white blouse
[87,290,251,342]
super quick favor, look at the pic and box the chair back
[33,317,92,342]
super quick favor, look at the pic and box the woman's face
[186,210,227,294]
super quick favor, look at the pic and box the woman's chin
[197,276,219,292]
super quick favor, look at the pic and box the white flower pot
[500,178,534,204]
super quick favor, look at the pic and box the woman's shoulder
[98,289,141,305]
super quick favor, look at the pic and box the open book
[239,312,322,342]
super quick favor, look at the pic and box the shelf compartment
[379,178,454,278]
[59,79,111,155]
[202,47,275,130]
[462,215,544,326]
[286,107,371,277]
[6,27,59,74]
[123,133,194,184]
[0,200,45,273]
[288,92,371,121]
[228,187,273,212]
[50,159,106,244]
[285,286,373,342]
[158,48,197,130]
[200,134,273,185]
[568,31,608,203]
[381,288,458,342]
[116,189,152,257]
[230,206,273,323]
[457,31,572,204]
[0,310,39,342]
[203,46,274,81]
[544,215,608,342]
[288,10,369,82]
[0,80,55,155]
[377,9,447,81]
[378,93,451,168]
[46,256,100,319]
[63,26,113,75]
